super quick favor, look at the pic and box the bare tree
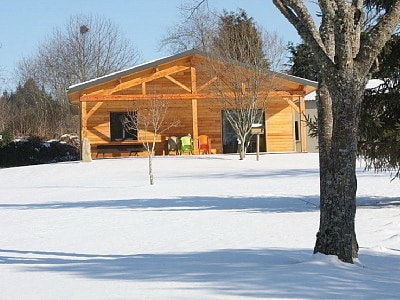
[272,0,400,263]
[159,1,218,53]
[123,97,180,185]
[204,10,285,160]
[0,97,10,133]
[162,5,285,159]
[17,14,140,134]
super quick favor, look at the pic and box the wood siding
[266,97,295,152]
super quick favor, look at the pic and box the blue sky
[0,0,302,91]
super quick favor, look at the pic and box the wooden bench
[96,144,145,158]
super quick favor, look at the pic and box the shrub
[0,136,79,168]
[0,129,13,148]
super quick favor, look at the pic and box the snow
[0,153,399,299]
[366,78,384,89]
[304,78,386,101]
[67,55,170,90]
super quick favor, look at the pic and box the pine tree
[213,9,268,68]
[359,35,400,178]
[287,37,400,179]
[287,42,318,81]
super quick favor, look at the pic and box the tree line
[1,14,139,141]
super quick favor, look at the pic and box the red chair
[198,135,211,154]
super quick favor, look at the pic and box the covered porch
[67,50,317,158]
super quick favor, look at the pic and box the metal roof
[67,49,317,94]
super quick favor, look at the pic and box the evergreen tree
[287,37,400,179]
[359,35,400,178]
[287,42,318,81]
[209,9,276,160]
[213,9,268,68]
[2,79,63,138]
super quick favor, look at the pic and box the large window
[221,109,266,153]
[110,112,137,141]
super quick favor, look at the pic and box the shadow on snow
[0,248,398,298]
[0,195,320,213]
[0,194,398,212]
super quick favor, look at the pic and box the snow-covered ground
[0,153,399,299]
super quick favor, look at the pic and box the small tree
[161,6,285,160]
[205,10,285,159]
[123,97,180,185]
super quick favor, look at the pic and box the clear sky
[0,0,301,91]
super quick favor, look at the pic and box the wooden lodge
[67,49,317,158]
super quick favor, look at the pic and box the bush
[0,129,13,148]
[0,136,79,168]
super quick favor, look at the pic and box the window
[221,109,266,153]
[110,112,137,141]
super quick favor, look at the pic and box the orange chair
[198,135,211,154]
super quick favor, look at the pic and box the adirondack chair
[166,136,180,155]
[180,135,193,155]
[198,134,211,154]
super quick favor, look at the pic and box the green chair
[180,135,193,155]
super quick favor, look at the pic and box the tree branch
[318,0,336,60]
[273,0,334,69]
[357,0,400,75]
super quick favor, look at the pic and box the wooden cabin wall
[84,100,193,154]
[197,98,223,153]
[266,97,295,152]
[84,95,296,156]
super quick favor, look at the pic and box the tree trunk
[272,0,400,264]
[148,153,154,185]
[147,142,155,186]
[238,137,246,160]
[314,76,365,263]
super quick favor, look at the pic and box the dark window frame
[110,112,138,141]
[294,120,300,141]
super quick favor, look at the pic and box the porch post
[299,96,307,152]
[81,100,87,141]
[191,65,199,154]
[80,100,88,160]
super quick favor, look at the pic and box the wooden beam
[86,102,104,120]
[102,65,190,95]
[284,98,300,113]
[81,101,87,140]
[142,82,146,95]
[80,91,305,102]
[81,93,196,101]
[198,77,217,92]
[241,82,246,95]
[165,75,191,92]
[191,66,197,94]
[191,66,199,154]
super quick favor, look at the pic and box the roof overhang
[67,49,317,103]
